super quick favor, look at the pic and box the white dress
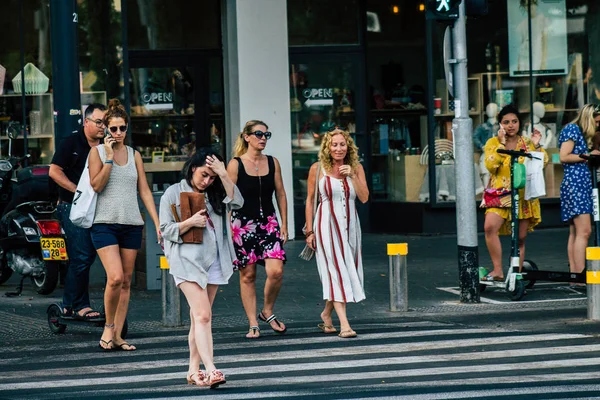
[314,171,365,303]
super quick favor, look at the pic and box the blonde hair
[318,128,360,173]
[571,103,600,144]
[232,120,269,157]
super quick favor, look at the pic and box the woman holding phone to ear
[227,120,288,339]
[89,98,160,351]
[482,104,548,282]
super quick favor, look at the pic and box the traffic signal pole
[452,1,480,302]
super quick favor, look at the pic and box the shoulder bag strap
[312,163,321,215]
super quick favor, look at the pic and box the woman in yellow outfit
[483,105,548,281]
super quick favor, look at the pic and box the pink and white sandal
[205,369,226,389]
[186,370,208,386]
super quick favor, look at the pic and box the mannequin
[474,103,499,185]
[523,101,553,148]
[474,103,499,150]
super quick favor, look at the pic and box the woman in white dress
[304,127,369,338]
[160,149,243,388]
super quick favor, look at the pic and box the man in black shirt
[50,103,106,320]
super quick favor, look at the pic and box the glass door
[289,52,367,233]
[127,54,224,184]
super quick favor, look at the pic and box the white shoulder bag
[69,145,105,228]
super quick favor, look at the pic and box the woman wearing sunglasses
[227,120,288,339]
[89,98,160,351]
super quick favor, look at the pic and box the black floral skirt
[231,210,286,269]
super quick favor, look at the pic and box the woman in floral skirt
[227,120,288,339]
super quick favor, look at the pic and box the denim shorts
[91,223,143,250]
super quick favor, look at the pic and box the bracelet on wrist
[104,160,114,164]
[305,230,314,237]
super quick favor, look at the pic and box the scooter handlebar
[497,148,534,159]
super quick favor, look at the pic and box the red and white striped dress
[314,171,365,303]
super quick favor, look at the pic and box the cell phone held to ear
[104,129,114,146]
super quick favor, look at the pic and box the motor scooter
[0,125,68,296]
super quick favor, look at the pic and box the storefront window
[126,0,220,50]
[365,1,429,202]
[464,0,596,201]
[78,0,123,100]
[129,61,224,166]
[0,0,52,164]
[289,57,358,210]
[287,0,360,46]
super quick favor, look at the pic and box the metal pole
[527,0,534,126]
[19,0,28,165]
[160,257,182,327]
[586,247,600,320]
[452,1,479,303]
[387,243,408,312]
[425,16,437,206]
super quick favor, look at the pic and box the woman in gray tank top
[89,99,160,352]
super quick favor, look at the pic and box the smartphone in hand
[105,129,115,146]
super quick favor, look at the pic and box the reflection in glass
[127,0,220,50]
[287,0,359,46]
[290,61,356,203]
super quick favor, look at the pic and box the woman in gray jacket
[159,149,243,389]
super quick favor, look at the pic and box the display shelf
[0,134,53,139]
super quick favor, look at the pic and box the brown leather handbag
[179,192,206,243]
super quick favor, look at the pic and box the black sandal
[258,312,287,334]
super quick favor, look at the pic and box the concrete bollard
[387,243,408,312]
[587,247,600,321]
[160,256,182,327]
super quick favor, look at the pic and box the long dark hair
[183,148,227,215]
[498,104,522,134]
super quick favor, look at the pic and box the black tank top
[234,156,276,218]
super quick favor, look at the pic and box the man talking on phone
[49,103,107,320]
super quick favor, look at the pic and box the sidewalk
[0,227,592,342]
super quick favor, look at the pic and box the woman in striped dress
[304,127,369,338]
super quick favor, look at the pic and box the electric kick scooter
[479,148,540,301]
[515,153,600,290]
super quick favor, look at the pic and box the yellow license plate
[40,238,68,261]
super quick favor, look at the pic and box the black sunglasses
[328,125,347,132]
[251,130,272,140]
[109,125,128,133]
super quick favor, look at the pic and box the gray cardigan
[159,179,243,289]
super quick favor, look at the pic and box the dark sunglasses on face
[86,118,105,128]
[109,125,128,133]
[251,130,272,140]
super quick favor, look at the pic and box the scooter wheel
[522,260,538,289]
[507,279,526,301]
[47,304,67,334]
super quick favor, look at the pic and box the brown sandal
[318,323,337,334]
[338,329,357,338]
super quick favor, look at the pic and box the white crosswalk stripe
[1,319,599,399]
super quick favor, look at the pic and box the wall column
[222,0,295,238]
